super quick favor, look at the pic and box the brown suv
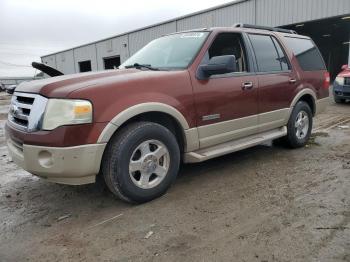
[5,24,329,203]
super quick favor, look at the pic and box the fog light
[38,150,53,168]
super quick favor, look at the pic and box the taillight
[323,72,330,89]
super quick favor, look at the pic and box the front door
[190,33,259,148]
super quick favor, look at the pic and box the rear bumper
[5,131,106,185]
[315,97,329,115]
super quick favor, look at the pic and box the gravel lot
[0,91,349,261]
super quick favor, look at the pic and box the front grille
[8,92,48,132]
[17,96,35,104]
[344,77,350,86]
[9,93,35,129]
[22,108,30,115]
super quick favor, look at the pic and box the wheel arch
[289,88,317,117]
[97,103,198,153]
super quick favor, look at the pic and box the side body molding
[97,89,319,156]
[97,102,199,152]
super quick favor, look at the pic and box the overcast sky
[0,0,234,77]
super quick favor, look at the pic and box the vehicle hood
[15,69,165,98]
[31,62,64,77]
[338,68,350,77]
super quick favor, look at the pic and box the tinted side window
[272,37,290,71]
[249,34,283,72]
[283,37,326,71]
[202,33,249,73]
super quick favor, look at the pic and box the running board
[184,126,287,163]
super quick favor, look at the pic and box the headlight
[42,99,92,130]
[335,76,344,85]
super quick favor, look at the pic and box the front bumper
[5,132,106,185]
[333,82,350,99]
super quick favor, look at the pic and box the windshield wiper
[124,63,159,71]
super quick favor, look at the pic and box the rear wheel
[102,121,180,203]
[283,101,313,148]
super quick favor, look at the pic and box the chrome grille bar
[8,92,48,132]
[13,101,32,109]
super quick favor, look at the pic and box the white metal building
[41,0,350,79]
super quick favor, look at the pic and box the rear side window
[249,34,289,72]
[271,37,290,71]
[283,37,326,71]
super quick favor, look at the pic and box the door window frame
[196,32,256,79]
[247,33,292,75]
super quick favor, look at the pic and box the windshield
[120,32,209,70]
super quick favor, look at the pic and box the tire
[101,121,180,203]
[334,97,345,104]
[283,101,313,148]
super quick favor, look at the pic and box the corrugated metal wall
[73,44,98,72]
[41,0,350,74]
[128,22,176,55]
[55,50,75,74]
[96,35,129,70]
[212,1,256,27]
[177,11,214,31]
[41,55,56,69]
[256,0,350,26]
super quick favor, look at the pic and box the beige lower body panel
[196,109,289,150]
[198,114,258,148]
[184,126,287,163]
[184,128,200,152]
[184,96,327,163]
[6,135,106,185]
[257,108,289,133]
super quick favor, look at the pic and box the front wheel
[101,121,180,203]
[283,101,313,148]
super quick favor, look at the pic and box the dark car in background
[333,64,350,103]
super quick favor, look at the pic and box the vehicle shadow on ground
[0,140,293,233]
[47,142,286,205]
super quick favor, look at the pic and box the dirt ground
[0,91,349,262]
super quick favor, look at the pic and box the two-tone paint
[5,27,329,184]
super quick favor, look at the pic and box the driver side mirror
[197,55,237,80]
[341,64,349,71]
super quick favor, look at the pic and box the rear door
[248,33,296,132]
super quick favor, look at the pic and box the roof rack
[233,23,297,34]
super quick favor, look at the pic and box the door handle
[242,82,254,90]
[289,78,297,84]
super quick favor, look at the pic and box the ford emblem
[10,104,20,116]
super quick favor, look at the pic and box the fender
[287,88,317,119]
[97,102,199,152]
